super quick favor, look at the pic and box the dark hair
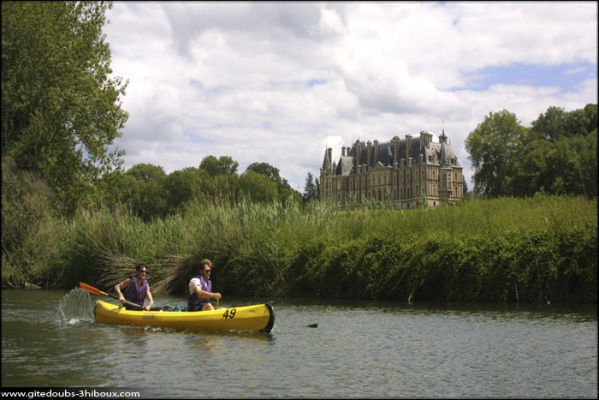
[135,262,148,272]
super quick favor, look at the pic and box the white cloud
[104,1,598,191]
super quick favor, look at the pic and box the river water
[1,289,597,398]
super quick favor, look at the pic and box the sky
[103,1,598,194]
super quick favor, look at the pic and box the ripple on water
[2,292,597,398]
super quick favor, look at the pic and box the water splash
[57,287,95,325]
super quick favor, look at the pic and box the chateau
[320,130,464,209]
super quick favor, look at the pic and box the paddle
[79,282,143,309]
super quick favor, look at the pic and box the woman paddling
[114,262,155,311]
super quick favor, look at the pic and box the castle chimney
[393,136,400,164]
[405,135,412,158]
[367,141,372,168]
[420,131,432,148]
[355,140,362,172]
[374,140,379,164]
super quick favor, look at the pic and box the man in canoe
[114,262,155,311]
[188,259,224,311]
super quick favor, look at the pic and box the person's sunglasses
[139,270,147,273]
[205,269,211,273]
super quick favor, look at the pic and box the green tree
[113,173,140,210]
[136,178,168,221]
[125,163,166,183]
[528,106,569,142]
[583,128,598,198]
[163,167,208,213]
[303,172,320,203]
[115,164,167,220]
[583,104,598,133]
[196,155,240,203]
[505,138,555,196]
[246,162,283,183]
[465,110,526,197]
[238,172,279,203]
[246,162,300,203]
[199,155,239,177]
[1,1,129,215]
[2,157,57,265]
[278,185,303,205]
[507,104,598,198]
[529,105,597,142]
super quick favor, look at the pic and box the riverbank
[2,195,597,303]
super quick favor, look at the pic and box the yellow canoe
[93,300,275,333]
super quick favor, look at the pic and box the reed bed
[4,195,597,303]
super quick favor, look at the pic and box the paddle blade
[79,282,105,296]
[79,282,142,309]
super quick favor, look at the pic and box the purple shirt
[188,275,212,310]
[124,276,148,308]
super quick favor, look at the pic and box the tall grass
[4,195,597,303]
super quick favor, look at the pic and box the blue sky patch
[461,61,596,92]
[308,79,326,87]
[184,131,207,143]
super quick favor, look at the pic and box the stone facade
[320,130,464,209]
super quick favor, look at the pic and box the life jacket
[124,276,148,309]
[188,275,212,310]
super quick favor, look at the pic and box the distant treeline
[3,195,596,304]
[466,104,597,199]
